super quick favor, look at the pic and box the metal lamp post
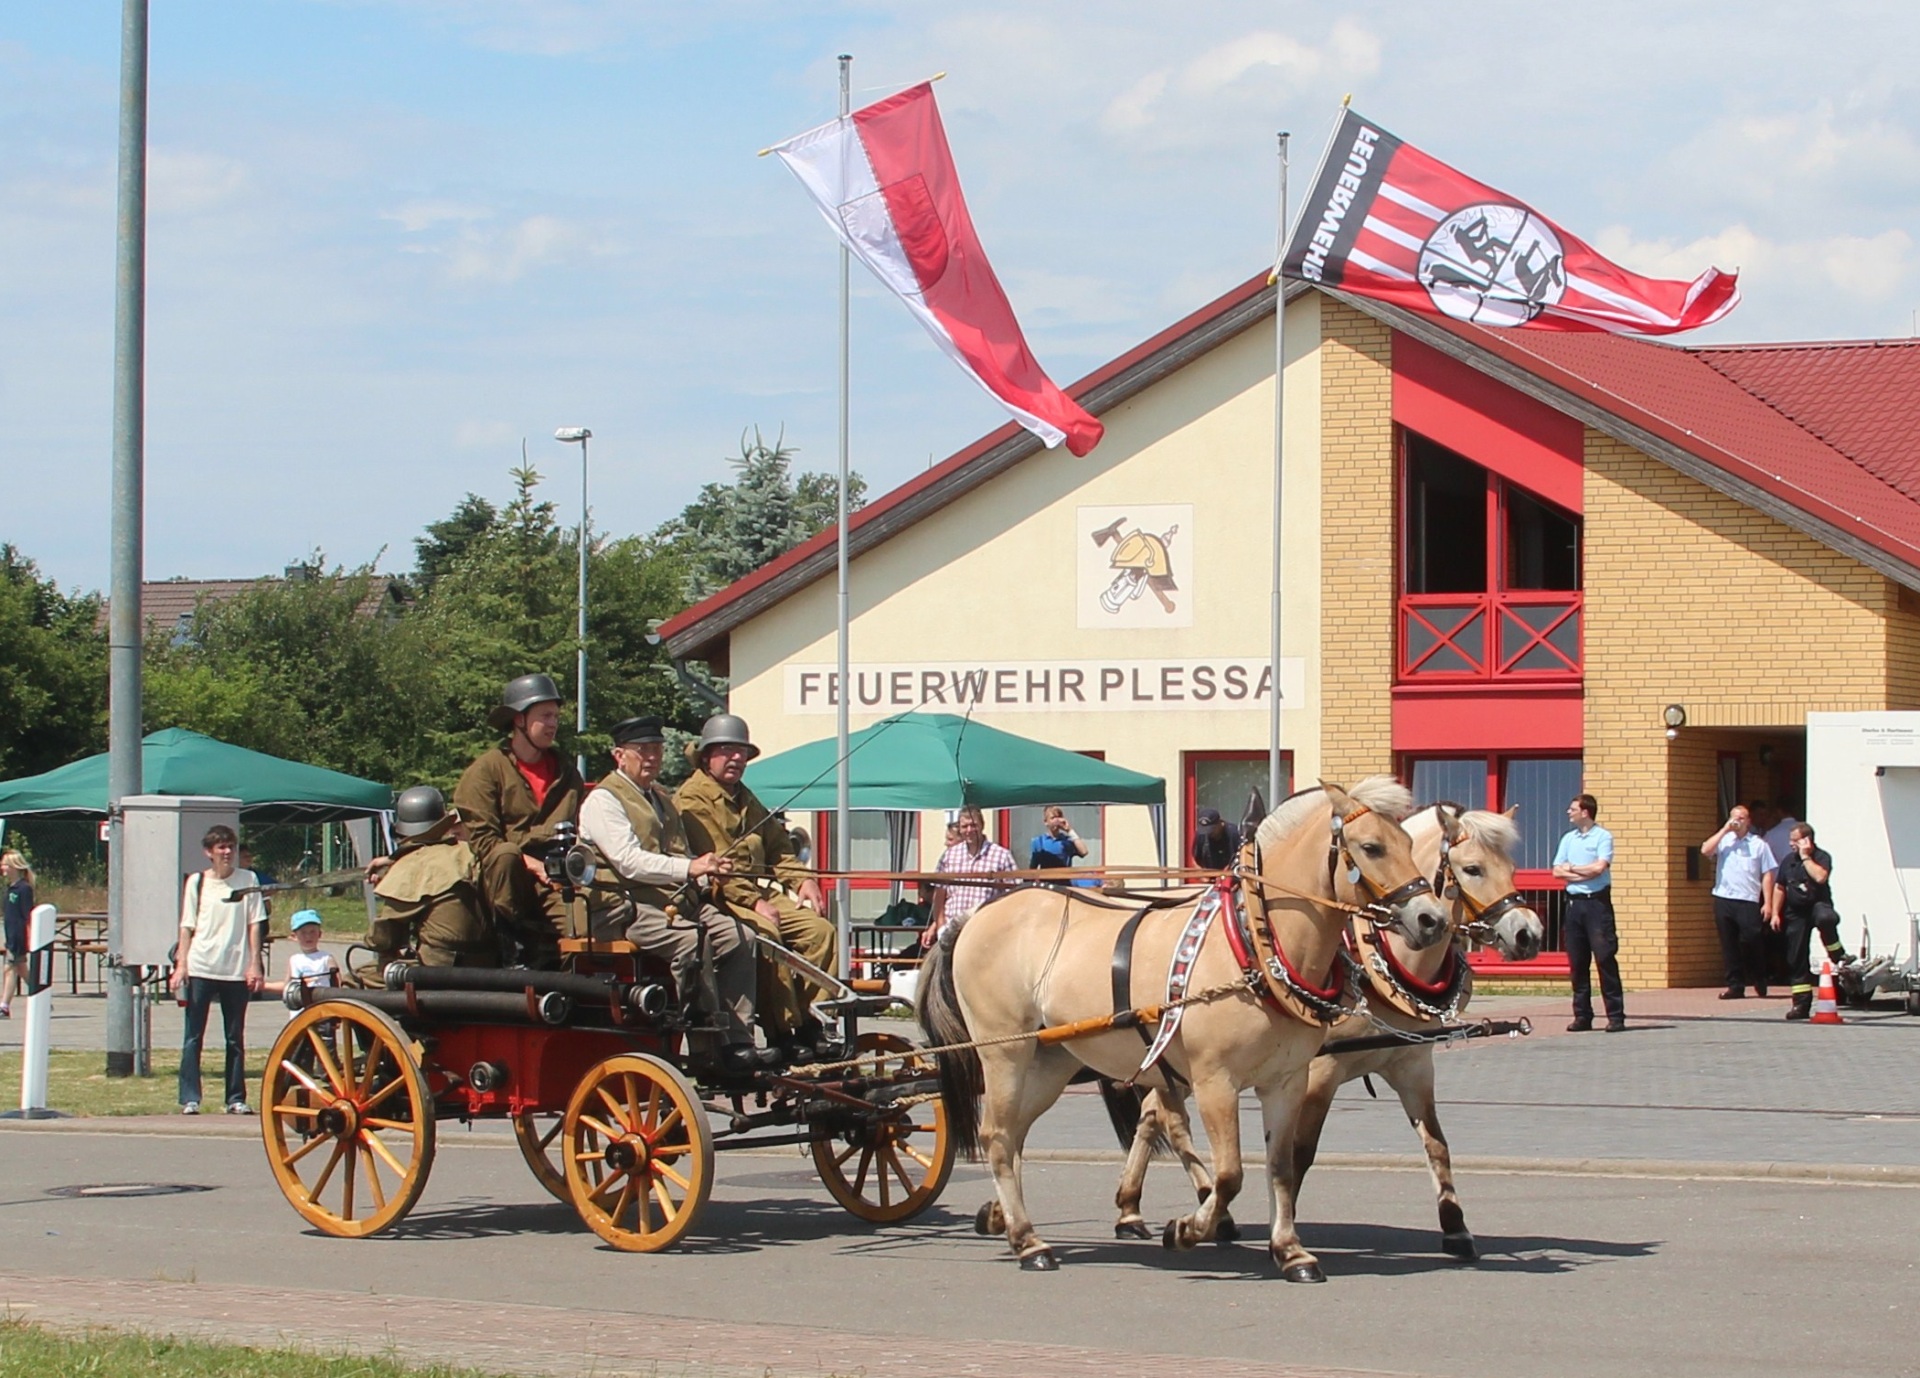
[554,427,591,775]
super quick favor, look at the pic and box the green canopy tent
[0,728,394,825]
[743,712,1169,871]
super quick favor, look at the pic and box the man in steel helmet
[675,713,839,1060]
[365,786,496,973]
[452,673,585,967]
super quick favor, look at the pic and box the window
[1399,432,1583,681]
[1006,803,1104,872]
[1184,752,1292,863]
[812,811,918,921]
[1401,753,1584,968]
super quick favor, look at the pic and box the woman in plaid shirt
[923,806,1017,948]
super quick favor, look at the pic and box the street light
[554,426,591,776]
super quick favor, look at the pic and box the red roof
[660,279,1920,659]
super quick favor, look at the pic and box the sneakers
[224,1101,254,1115]
[181,1101,200,1116]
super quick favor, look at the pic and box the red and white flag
[769,83,1104,456]
[1283,108,1739,335]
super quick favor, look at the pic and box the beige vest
[589,770,690,912]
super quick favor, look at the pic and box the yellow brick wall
[1318,301,1396,787]
[1582,432,1895,985]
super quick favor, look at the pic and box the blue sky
[4,2,1917,591]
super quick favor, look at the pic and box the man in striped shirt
[924,806,1017,947]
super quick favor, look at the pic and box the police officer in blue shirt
[1553,793,1624,1032]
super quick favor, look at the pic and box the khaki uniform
[675,768,837,1036]
[452,743,585,965]
[368,836,496,971]
[579,770,756,1048]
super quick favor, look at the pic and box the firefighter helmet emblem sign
[1078,505,1192,629]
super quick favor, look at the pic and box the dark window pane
[1406,435,1487,594]
[1408,759,1488,811]
[1195,754,1292,834]
[1501,758,1584,870]
[1505,487,1581,590]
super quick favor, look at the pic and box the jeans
[180,977,250,1107]
[1564,889,1625,1023]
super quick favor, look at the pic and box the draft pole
[833,53,854,978]
[105,0,150,1078]
[1267,131,1290,809]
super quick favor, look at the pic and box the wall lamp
[1663,704,1687,741]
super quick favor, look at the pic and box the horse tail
[1096,1079,1172,1159]
[914,929,983,1161]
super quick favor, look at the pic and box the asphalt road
[0,1124,1914,1378]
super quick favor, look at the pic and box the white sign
[1078,504,1193,629]
[784,658,1305,715]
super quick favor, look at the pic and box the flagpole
[833,52,853,980]
[1268,131,1290,809]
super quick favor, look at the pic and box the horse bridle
[1328,804,1437,936]
[1430,828,1530,945]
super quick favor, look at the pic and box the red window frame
[1398,431,1583,684]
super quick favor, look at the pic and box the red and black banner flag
[1282,108,1739,335]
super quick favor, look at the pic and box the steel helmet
[695,713,760,762]
[393,784,452,838]
[487,672,563,730]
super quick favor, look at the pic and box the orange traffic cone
[1810,959,1844,1025]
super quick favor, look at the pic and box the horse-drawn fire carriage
[258,937,956,1252]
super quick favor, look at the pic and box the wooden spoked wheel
[562,1053,712,1252]
[262,1001,435,1237]
[810,1031,955,1224]
[512,1111,572,1203]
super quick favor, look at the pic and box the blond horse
[1111,804,1545,1260]
[918,778,1448,1281]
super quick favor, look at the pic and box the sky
[3,1,1917,593]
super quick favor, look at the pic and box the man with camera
[579,716,779,1077]
[451,673,585,968]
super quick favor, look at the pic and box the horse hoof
[1020,1248,1059,1272]
[1442,1232,1478,1261]
[1161,1219,1181,1251]
[973,1202,998,1236]
[1216,1213,1240,1244]
[1115,1220,1153,1240]
[1281,1260,1327,1284]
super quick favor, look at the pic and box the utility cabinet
[119,795,241,967]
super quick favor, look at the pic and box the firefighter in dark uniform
[451,673,585,967]
[365,785,498,974]
[1771,821,1851,1020]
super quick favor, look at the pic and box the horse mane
[1407,803,1520,860]
[1252,775,1414,852]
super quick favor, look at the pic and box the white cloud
[383,199,493,232]
[454,418,519,448]
[149,149,248,214]
[442,214,587,283]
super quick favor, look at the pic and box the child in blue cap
[271,910,339,1012]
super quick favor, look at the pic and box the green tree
[411,492,497,593]
[656,428,866,602]
[0,546,107,777]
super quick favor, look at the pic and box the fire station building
[658,277,1920,987]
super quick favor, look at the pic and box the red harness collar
[1219,875,1345,1004]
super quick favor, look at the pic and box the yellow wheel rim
[811,1032,955,1224]
[562,1053,712,1252]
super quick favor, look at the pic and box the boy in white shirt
[271,910,339,1014]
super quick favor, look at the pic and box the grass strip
[0,1049,270,1117]
[0,1318,504,1377]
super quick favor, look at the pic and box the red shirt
[513,750,562,808]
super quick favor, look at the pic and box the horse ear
[1504,805,1520,820]
[1240,788,1267,839]
[1320,780,1353,817]
[1440,802,1466,843]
